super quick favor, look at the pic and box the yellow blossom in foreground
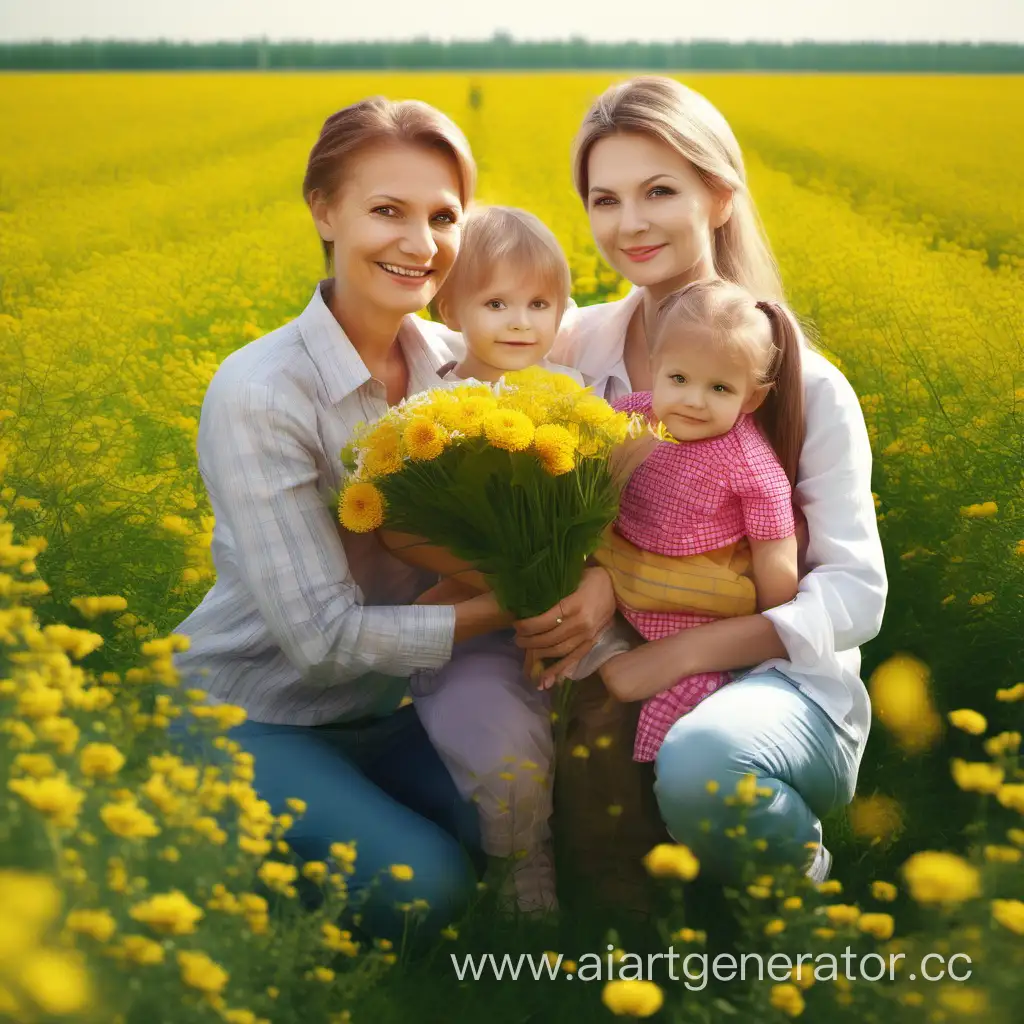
[769,983,806,1018]
[116,935,165,965]
[871,881,898,902]
[984,844,1021,863]
[858,913,895,940]
[338,481,386,533]
[129,891,204,935]
[995,784,1024,813]
[643,843,700,881]
[984,730,1021,757]
[947,708,987,735]
[991,899,1024,935]
[823,904,861,927]
[847,793,905,843]
[995,682,1024,702]
[178,949,229,995]
[959,501,997,518]
[902,851,980,906]
[69,595,129,619]
[601,979,664,1018]
[100,800,161,840]
[189,703,247,730]
[868,653,942,752]
[65,908,117,943]
[8,774,85,828]
[18,949,93,1016]
[483,409,535,451]
[950,758,1004,794]
[403,416,447,461]
[79,742,126,778]
[389,864,415,882]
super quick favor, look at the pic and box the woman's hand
[513,566,617,684]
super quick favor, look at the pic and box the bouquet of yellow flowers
[336,367,636,619]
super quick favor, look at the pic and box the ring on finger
[555,600,566,626]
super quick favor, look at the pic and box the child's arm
[749,534,799,611]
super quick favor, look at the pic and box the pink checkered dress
[611,392,796,762]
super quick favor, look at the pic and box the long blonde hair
[572,76,784,302]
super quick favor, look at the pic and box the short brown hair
[303,96,476,271]
[432,205,572,325]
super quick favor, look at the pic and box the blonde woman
[517,77,887,895]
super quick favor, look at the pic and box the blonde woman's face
[586,133,731,298]
[312,143,463,316]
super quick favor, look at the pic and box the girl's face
[312,143,464,317]
[449,269,562,380]
[651,331,763,442]
[586,133,732,299]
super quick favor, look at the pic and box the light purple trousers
[411,629,554,857]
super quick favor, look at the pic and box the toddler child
[592,279,805,762]
[411,205,582,914]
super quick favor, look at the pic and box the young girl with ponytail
[586,279,806,763]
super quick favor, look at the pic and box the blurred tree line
[1,35,1022,72]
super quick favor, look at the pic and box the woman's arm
[587,359,887,696]
[201,378,507,683]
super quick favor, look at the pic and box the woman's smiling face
[585,132,731,298]
[312,142,464,316]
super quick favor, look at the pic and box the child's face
[453,270,562,379]
[651,331,761,442]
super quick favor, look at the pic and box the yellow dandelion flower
[483,408,534,451]
[601,979,664,1018]
[8,774,85,828]
[848,793,904,843]
[937,985,989,1015]
[858,913,895,940]
[129,892,204,935]
[959,501,997,518]
[950,758,1004,794]
[870,881,898,902]
[178,949,229,995]
[868,653,942,752]
[79,742,126,778]
[100,800,161,840]
[996,682,1024,702]
[66,908,117,943]
[769,982,805,1018]
[18,949,92,1016]
[643,843,700,881]
[403,416,447,461]
[823,904,861,927]
[902,851,980,906]
[338,481,386,533]
[389,864,414,882]
[984,844,1021,863]
[991,899,1024,936]
[984,730,1021,757]
[764,919,786,937]
[947,708,987,735]
[117,935,165,965]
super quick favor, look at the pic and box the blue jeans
[654,670,860,880]
[170,704,482,940]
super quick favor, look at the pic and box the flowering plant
[336,367,636,619]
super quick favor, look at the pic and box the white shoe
[495,844,559,916]
[565,617,639,681]
[807,842,833,883]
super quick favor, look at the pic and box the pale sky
[1,0,1022,43]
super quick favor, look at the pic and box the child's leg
[412,632,554,859]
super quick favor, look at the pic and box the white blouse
[550,288,888,760]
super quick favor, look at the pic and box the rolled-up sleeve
[198,379,455,686]
[761,365,887,666]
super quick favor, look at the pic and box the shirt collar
[297,280,453,406]
[578,287,644,398]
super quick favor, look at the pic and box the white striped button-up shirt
[172,281,460,725]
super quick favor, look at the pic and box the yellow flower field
[1,72,1022,1022]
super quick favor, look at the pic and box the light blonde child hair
[571,76,783,303]
[303,96,476,273]
[433,205,572,326]
[653,280,805,484]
